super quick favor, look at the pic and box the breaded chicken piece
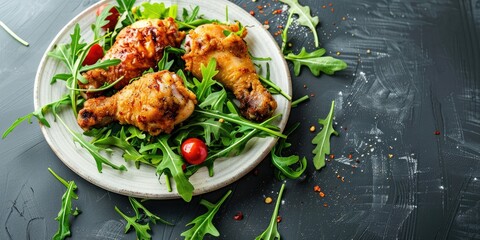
[77,71,197,136]
[182,23,277,122]
[80,18,185,98]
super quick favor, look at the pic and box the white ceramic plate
[35,0,291,199]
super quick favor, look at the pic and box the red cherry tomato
[82,44,104,66]
[96,4,120,31]
[181,138,208,165]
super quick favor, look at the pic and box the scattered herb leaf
[285,48,347,76]
[115,206,152,240]
[312,101,339,170]
[181,190,232,240]
[279,0,319,47]
[255,183,286,240]
[271,123,307,179]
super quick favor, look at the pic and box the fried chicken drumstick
[77,71,197,136]
[80,18,185,98]
[182,23,277,122]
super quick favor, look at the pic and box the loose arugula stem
[0,20,29,46]
[258,75,291,101]
[281,11,294,53]
[291,95,310,107]
[255,183,285,240]
[195,110,287,138]
[54,112,127,172]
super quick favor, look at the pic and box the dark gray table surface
[1,0,480,239]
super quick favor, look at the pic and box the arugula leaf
[49,169,80,240]
[116,0,136,25]
[181,190,232,240]
[55,112,127,172]
[195,58,219,102]
[195,109,286,138]
[153,135,194,202]
[281,11,294,53]
[91,4,114,40]
[285,48,347,76]
[128,197,173,225]
[2,95,70,139]
[312,101,339,170]
[271,123,307,179]
[115,206,152,240]
[257,63,291,101]
[134,2,177,20]
[279,0,319,47]
[255,183,286,240]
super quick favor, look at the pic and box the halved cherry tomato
[181,138,208,165]
[82,43,104,66]
[96,4,120,31]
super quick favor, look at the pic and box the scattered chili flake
[310,126,316,132]
[272,9,282,14]
[329,154,335,159]
[319,191,326,198]
[233,211,244,220]
[310,93,315,97]
[329,3,333,6]
[264,20,269,25]
[277,25,283,29]
[341,176,345,182]
[355,159,361,163]
[323,203,328,207]
[265,197,273,204]
[434,130,441,135]
[336,174,341,179]
[303,84,307,88]
[331,8,335,13]
[313,185,321,192]
[249,10,255,16]
[322,5,327,9]
[348,154,353,159]
[276,216,282,223]
[257,5,263,10]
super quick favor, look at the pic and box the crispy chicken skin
[80,18,185,98]
[182,23,277,122]
[77,71,197,136]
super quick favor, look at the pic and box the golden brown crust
[80,18,185,98]
[182,23,277,122]
[77,71,197,136]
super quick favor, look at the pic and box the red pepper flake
[336,174,341,179]
[313,185,321,192]
[322,5,327,9]
[276,216,282,223]
[348,154,353,159]
[272,9,282,14]
[328,3,333,7]
[319,191,326,198]
[264,20,269,25]
[341,176,345,182]
[233,211,244,220]
[323,203,329,207]
[257,5,263,10]
[331,8,335,13]
[249,10,255,16]
[434,130,441,135]
[310,93,315,97]
[329,154,335,159]
[277,25,284,29]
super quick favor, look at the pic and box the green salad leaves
[312,101,339,170]
[181,190,232,240]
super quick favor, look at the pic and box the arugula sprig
[280,0,319,47]
[285,48,347,76]
[48,168,80,240]
[115,196,172,240]
[255,183,286,240]
[181,190,232,240]
[271,123,307,179]
[312,101,339,170]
